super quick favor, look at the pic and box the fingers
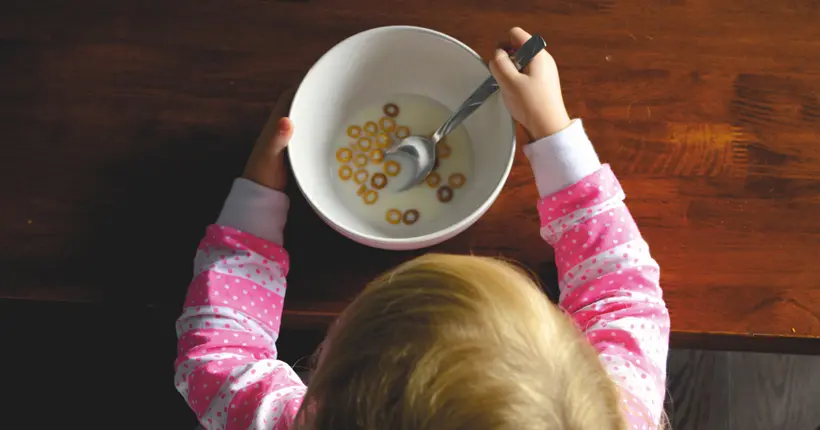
[256,87,297,152]
[258,116,292,157]
[256,114,294,155]
[243,90,296,191]
[489,48,521,89]
[508,27,532,48]
[504,26,548,74]
[272,117,293,152]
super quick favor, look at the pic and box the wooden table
[2,0,819,353]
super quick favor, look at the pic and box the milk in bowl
[331,94,473,237]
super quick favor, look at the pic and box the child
[175,27,670,430]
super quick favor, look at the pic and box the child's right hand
[489,27,572,141]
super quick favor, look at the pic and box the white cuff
[522,119,602,197]
[216,178,290,245]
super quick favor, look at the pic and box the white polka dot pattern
[540,191,626,243]
[600,316,668,372]
[558,238,652,293]
[251,385,306,430]
[177,315,273,343]
[176,305,276,343]
[175,225,305,430]
[194,249,287,299]
[538,166,670,428]
[175,352,247,402]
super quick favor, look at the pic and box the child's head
[296,254,627,429]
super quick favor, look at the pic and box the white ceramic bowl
[289,26,515,250]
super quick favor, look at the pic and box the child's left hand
[243,89,295,192]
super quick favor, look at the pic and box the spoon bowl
[384,135,436,191]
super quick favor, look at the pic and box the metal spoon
[384,34,547,191]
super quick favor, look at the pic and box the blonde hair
[295,253,628,430]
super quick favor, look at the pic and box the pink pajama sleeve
[526,121,670,429]
[175,179,305,430]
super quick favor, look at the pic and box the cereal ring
[374,132,391,149]
[437,185,454,203]
[364,121,379,136]
[364,190,379,205]
[347,125,362,138]
[369,149,385,164]
[384,160,401,177]
[383,103,399,117]
[379,117,396,132]
[385,209,402,225]
[395,126,410,139]
[402,209,420,225]
[371,173,387,189]
[354,153,369,167]
[356,184,367,196]
[448,173,466,188]
[336,147,353,163]
[338,165,353,180]
[354,169,369,184]
[357,137,372,152]
[425,171,441,188]
[436,141,452,159]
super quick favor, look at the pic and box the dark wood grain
[728,351,820,429]
[2,0,820,352]
[665,349,820,430]
[666,349,732,430]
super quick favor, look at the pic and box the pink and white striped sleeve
[175,179,305,430]
[524,121,670,429]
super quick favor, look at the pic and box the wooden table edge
[3,296,818,355]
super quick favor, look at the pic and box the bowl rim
[288,25,516,248]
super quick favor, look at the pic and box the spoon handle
[431,34,547,144]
